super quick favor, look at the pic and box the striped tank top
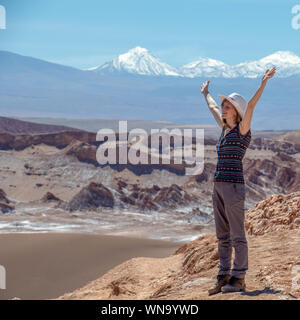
[214,122,251,184]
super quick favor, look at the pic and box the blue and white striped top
[214,122,251,184]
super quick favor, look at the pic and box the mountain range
[87,46,300,78]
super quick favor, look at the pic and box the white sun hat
[218,92,247,119]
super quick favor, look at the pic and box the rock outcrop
[245,191,300,235]
[65,182,114,212]
[0,188,10,204]
[117,181,197,211]
[40,192,62,203]
[0,188,15,213]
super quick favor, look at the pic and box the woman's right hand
[201,80,210,95]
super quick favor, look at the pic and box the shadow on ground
[241,286,281,296]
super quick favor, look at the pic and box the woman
[200,67,276,295]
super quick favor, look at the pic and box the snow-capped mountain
[229,51,300,78]
[180,50,300,78]
[89,46,181,77]
[88,47,300,78]
[178,57,232,78]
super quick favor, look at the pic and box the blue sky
[0,0,299,69]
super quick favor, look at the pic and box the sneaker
[221,276,246,293]
[208,274,231,296]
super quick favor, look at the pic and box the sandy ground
[0,232,184,300]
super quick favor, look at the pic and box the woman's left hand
[262,67,276,82]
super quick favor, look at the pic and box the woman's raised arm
[248,67,276,109]
[240,67,276,135]
[201,80,223,128]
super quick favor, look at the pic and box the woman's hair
[221,99,242,128]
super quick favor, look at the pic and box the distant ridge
[0,116,84,135]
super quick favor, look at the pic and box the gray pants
[212,181,248,278]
